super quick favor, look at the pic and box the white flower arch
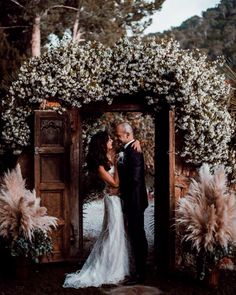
[1,37,235,170]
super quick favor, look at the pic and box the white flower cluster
[1,37,235,178]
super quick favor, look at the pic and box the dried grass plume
[0,164,57,241]
[176,163,236,253]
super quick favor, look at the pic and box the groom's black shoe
[122,274,145,286]
[122,277,138,286]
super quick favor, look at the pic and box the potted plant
[176,164,236,287]
[0,164,57,278]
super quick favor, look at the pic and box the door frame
[77,97,176,272]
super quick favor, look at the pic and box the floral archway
[1,37,235,178]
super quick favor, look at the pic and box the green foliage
[198,245,235,280]
[155,0,236,67]
[54,0,165,46]
[0,0,165,109]
[0,31,25,96]
[182,239,235,280]
[7,228,53,263]
[0,0,164,49]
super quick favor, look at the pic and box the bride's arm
[131,139,142,152]
[98,165,119,188]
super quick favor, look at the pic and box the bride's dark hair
[86,130,111,173]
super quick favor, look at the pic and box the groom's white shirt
[118,140,135,164]
[124,139,135,149]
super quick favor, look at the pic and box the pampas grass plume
[0,164,57,241]
[176,163,236,253]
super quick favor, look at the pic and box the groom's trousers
[126,211,148,279]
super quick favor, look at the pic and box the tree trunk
[72,6,84,44]
[31,15,41,57]
[72,10,80,42]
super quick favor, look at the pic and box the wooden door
[34,110,70,262]
[155,104,175,272]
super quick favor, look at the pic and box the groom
[115,122,148,284]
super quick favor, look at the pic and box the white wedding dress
[63,166,130,288]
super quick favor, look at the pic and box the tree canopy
[0,0,165,95]
[0,0,165,50]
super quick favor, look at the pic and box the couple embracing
[63,122,148,288]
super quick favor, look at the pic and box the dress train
[63,193,130,288]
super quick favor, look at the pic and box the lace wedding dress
[63,166,130,288]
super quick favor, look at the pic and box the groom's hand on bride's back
[131,140,142,153]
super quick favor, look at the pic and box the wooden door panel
[50,227,65,261]
[40,190,65,218]
[34,110,70,262]
[40,155,65,183]
[40,118,64,146]
[39,183,65,190]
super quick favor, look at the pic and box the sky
[144,0,222,34]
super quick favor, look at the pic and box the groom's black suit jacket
[118,143,148,214]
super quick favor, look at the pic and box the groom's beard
[114,140,123,151]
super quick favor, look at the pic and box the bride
[63,130,140,288]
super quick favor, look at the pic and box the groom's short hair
[117,122,133,135]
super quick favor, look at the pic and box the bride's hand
[107,187,120,195]
[132,140,142,153]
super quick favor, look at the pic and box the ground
[1,199,236,294]
[1,262,236,294]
